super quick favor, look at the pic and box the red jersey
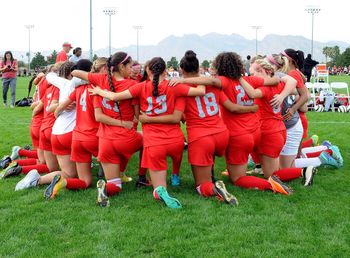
[176,85,228,143]
[128,80,190,147]
[56,50,68,63]
[89,73,137,139]
[288,70,305,89]
[69,84,99,141]
[218,76,263,136]
[40,82,59,131]
[31,78,49,127]
[255,82,286,135]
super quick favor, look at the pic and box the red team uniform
[69,84,99,163]
[39,80,59,151]
[128,80,192,171]
[89,73,142,171]
[254,83,287,157]
[30,78,48,148]
[176,85,229,166]
[218,76,263,165]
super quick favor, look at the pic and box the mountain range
[6,33,350,64]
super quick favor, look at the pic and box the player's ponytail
[148,57,166,97]
[282,48,305,69]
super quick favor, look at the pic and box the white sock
[295,157,322,168]
[107,178,122,189]
[301,146,327,157]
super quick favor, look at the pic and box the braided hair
[213,52,244,80]
[148,57,166,97]
[106,52,132,118]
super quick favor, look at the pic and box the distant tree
[47,50,58,65]
[167,57,179,69]
[201,60,210,69]
[340,48,350,67]
[322,46,332,64]
[93,54,98,61]
[31,52,47,70]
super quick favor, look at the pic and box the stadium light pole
[133,26,143,62]
[25,25,34,73]
[252,26,262,55]
[89,0,93,60]
[305,6,321,57]
[103,7,116,56]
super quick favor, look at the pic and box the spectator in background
[69,47,82,64]
[303,54,319,82]
[244,55,251,75]
[56,42,73,63]
[0,51,18,108]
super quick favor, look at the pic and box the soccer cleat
[23,145,32,151]
[15,169,40,191]
[246,167,263,175]
[268,175,293,195]
[121,173,133,183]
[171,174,180,186]
[213,180,239,206]
[221,169,229,177]
[319,151,341,168]
[1,162,22,179]
[311,135,319,146]
[322,140,332,148]
[302,166,317,186]
[0,155,12,169]
[96,179,110,207]
[135,175,151,188]
[10,146,21,161]
[44,174,62,200]
[155,186,182,209]
[329,145,343,167]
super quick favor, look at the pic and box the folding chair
[330,82,350,111]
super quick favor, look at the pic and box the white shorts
[280,119,303,156]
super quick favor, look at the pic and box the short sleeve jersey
[128,80,190,147]
[31,78,49,127]
[89,73,137,139]
[69,84,99,141]
[56,50,68,63]
[218,76,263,136]
[176,85,228,143]
[255,82,286,135]
[40,83,60,131]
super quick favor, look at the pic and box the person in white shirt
[69,47,82,64]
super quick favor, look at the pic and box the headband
[120,54,130,64]
[281,50,292,60]
[267,55,281,68]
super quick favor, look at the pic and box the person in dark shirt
[303,54,318,82]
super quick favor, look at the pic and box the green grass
[0,77,349,257]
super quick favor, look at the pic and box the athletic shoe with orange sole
[213,180,239,206]
[44,175,66,200]
[268,175,293,195]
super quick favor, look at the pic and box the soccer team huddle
[0,48,344,209]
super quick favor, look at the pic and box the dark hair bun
[180,50,199,73]
[185,50,197,61]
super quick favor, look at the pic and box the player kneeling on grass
[88,57,215,208]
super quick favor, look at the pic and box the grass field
[0,76,349,257]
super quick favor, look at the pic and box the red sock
[138,167,147,176]
[302,138,313,148]
[66,178,88,190]
[306,149,332,158]
[18,149,38,159]
[106,183,121,196]
[234,176,272,191]
[16,159,37,166]
[21,164,50,174]
[273,168,302,182]
[196,182,215,197]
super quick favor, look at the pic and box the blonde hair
[273,54,289,73]
[254,59,275,77]
[251,55,265,64]
[91,57,108,73]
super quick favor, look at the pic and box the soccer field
[0,77,349,257]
